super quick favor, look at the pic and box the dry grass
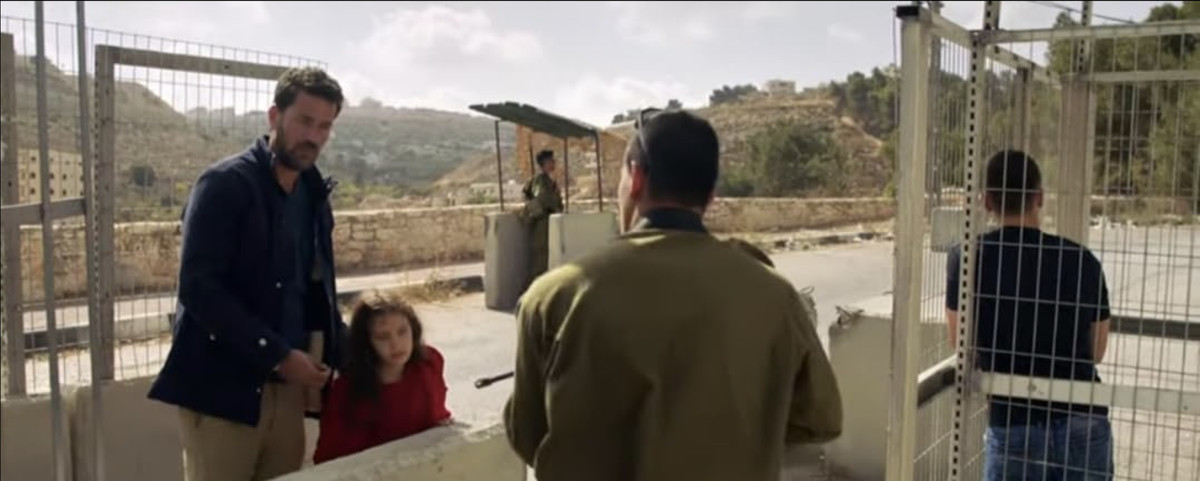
[394,266,467,304]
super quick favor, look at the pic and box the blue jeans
[984,414,1114,481]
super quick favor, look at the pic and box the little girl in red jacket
[313,291,452,464]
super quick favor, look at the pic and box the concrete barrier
[1,393,72,481]
[547,211,619,269]
[68,377,182,481]
[278,422,526,481]
[823,295,981,480]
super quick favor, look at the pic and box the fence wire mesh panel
[1,15,325,392]
[912,15,979,481]
[1,16,93,403]
[894,3,1200,481]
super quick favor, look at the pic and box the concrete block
[69,377,182,481]
[547,211,619,269]
[483,212,529,312]
[279,422,525,481]
[824,309,890,480]
[2,394,71,481]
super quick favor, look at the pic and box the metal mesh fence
[1,14,324,394]
[896,3,1198,480]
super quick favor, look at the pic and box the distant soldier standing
[519,149,563,285]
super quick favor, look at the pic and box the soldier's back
[522,227,813,481]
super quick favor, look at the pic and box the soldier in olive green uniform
[519,149,564,287]
[504,110,843,481]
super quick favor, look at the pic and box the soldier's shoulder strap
[724,238,774,268]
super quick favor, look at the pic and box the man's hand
[278,349,331,389]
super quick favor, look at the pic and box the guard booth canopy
[468,101,606,212]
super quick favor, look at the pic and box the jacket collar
[629,207,708,235]
[249,135,336,201]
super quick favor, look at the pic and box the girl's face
[370,313,414,370]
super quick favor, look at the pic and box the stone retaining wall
[15,197,896,300]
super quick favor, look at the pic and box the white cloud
[354,4,543,69]
[340,4,543,111]
[554,74,704,126]
[608,1,716,47]
[741,1,802,23]
[826,23,864,43]
[219,1,270,25]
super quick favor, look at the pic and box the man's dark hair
[632,110,720,208]
[274,66,345,114]
[985,149,1042,216]
[536,149,555,167]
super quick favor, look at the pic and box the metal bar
[34,4,70,480]
[978,373,1200,415]
[0,31,26,397]
[594,133,603,212]
[106,45,289,81]
[1056,80,1092,243]
[562,137,570,214]
[0,198,87,226]
[77,2,105,479]
[1110,315,1198,341]
[1080,70,1200,83]
[928,8,1054,84]
[951,2,1000,479]
[917,357,956,407]
[886,8,930,481]
[986,20,1200,44]
[494,120,504,211]
[94,44,116,381]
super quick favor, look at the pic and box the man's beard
[273,130,320,172]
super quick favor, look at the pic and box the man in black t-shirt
[945,150,1114,480]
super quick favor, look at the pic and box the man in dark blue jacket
[148,67,348,481]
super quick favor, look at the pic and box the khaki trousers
[179,383,306,481]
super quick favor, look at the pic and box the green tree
[1047,1,1198,201]
[709,84,759,106]
[745,121,848,197]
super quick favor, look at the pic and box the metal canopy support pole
[494,120,504,210]
[951,2,1000,480]
[34,3,70,480]
[77,1,106,479]
[887,6,930,481]
[594,133,603,212]
[0,32,26,398]
[562,137,570,214]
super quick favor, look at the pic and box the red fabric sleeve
[424,346,452,424]
[312,376,368,464]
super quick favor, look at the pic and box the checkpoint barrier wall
[547,211,620,270]
[483,212,530,312]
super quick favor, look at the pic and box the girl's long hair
[343,290,425,408]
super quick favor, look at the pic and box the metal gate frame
[0,3,100,479]
[91,45,303,381]
[889,3,1200,480]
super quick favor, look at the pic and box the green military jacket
[519,172,563,223]
[503,209,843,481]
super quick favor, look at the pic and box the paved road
[19,230,1196,479]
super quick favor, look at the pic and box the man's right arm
[177,169,291,378]
[1086,253,1113,364]
[786,290,843,445]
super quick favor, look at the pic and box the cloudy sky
[2,1,1169,125]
